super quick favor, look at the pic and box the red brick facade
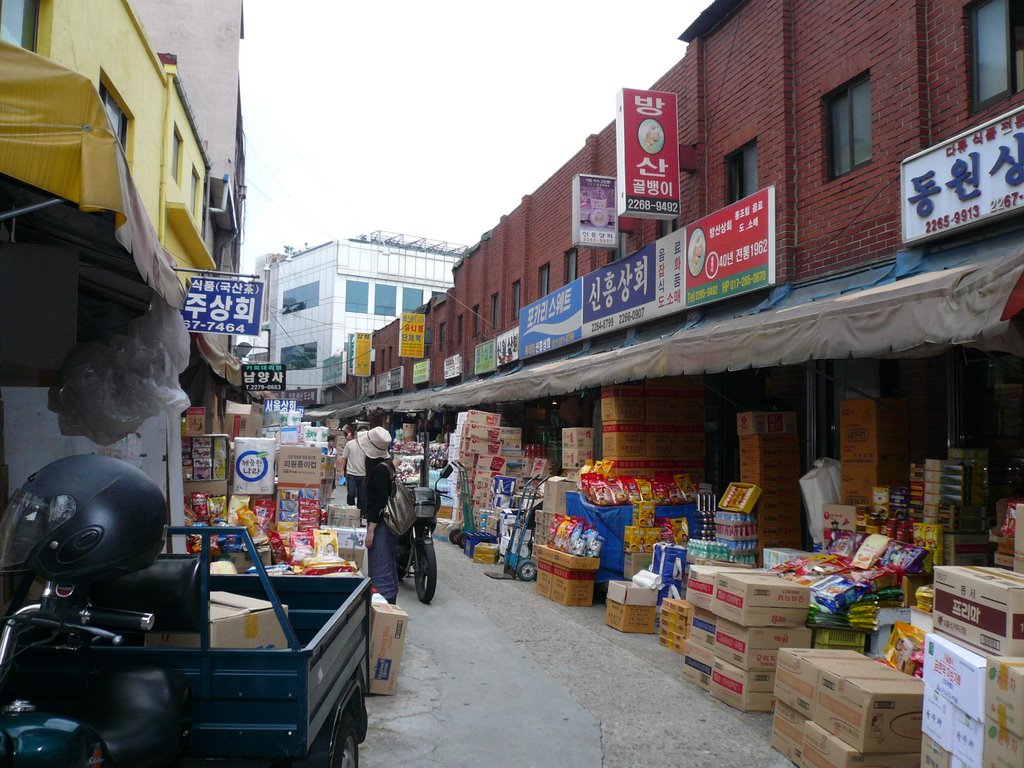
[352,0,1024,401]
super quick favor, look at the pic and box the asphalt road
[361,532,792,768]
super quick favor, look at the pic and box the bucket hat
[357,426,392,459]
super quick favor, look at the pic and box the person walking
[337,425,367,515]
[361,426,399,604]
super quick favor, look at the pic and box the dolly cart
[487,475,543,582]
[447,460,477,547]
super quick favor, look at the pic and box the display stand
[564,491,697,584]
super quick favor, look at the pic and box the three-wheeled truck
[0,455,372,767]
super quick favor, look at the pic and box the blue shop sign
[581,243,654,336]
[518,279,583,359]
[182,278,264,336]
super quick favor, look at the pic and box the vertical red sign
[616,88,680,220]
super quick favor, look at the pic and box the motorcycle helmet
[0,455,167,582]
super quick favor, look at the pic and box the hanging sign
[573,174,618,248]
[263,399,301,414]
[518,279,583,360]
[399,312,425,358]
[444,354,463,379]
[242,363,286,393]
[412,359,431,384]
[182,277,264,335]
[352,333,372,377]
[474,339,496,375]
[616,88,680,219]
[496,327,519,366]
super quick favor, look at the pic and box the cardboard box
[562,427,594,448]
[823,504,857,542]
[985,657,1024,738]
[561,447,594,468]
[932,566,1024,657]
[185,406,207,436]
[712,571,810,627]
[840,462,909,507]
[606,600,656,633]
[183,479,229,499]
[941,533,989,567]
[709,656,775,712]
[462,437,502,457]
[601,422,647,459]
[690,608,717,649]
[838,398,908,465]
[601,385,645,423]
[774,649,891,716]
[771,700,806,764]
[763,548,814,570]
[683,639,714,691]
[535,545,599,606]
[920,733,952,768]
[812,671,924,753]
[951,708,984,766]
[924,632,988,720]
[146,591,289,649]
[369,602,409,695]
[982,718,1024,768]
[606,579,658,606]
[801,720,920,768]
[543,478,577,520]
[277,445,322,487]
[714,619,813,669]
[461,423,502,442]
[463,409,501,427]
[923,684,955,750]
[686,564,753,611]
[736,411,798,436]
[623,551,653,579]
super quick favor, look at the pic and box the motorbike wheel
[332,712,359,768]
[413,539,437,604]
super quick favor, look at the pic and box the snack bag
[313,529,339,559]
[267,530,288,565]
[621,476,643,504]
[301,558,358,576]
[883,621,926,677]
[635,479,653,501]
[228,495,252,523]
[658,474,685,505]
[584,527,603,558]
[589,476,616,506]
[188,492,211,525]
[553,516,575,551]
[673,474,696,501]
[607,477,628,506]
[288,530,315,566]
[277,490,300,532]
[253,497,276,535]
[207,495,228,526]
[569,520,587,556]
[851,533,891,569]
[649,478,672,506]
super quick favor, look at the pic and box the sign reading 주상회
[242,363,286,393]
[182,278,263,335]
[616,88,680,220]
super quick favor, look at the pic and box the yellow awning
[0,40,184,307]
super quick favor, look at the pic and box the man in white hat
[360,426,399,604]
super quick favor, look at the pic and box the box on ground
[774,649,892,716]
[535,545,599,607]
[606,581,657,632]
[802,720,920,768]
[712,570,809,627]
[686,563,754,611]
[623,551,653,579]
[690,608,717,649]
[714,619,813,669]
[683,640,714,691]
[145,591,289,649]
[369,602,409,695]
[709,656,775,712]
[813,669,924,753]
[771,700,805,765]
[932,566,1024,656]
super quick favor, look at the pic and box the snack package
[851,533,891,569]
[607,477,628,506]
[878,541,928,573]
[288,530,315,566]
[301,558,359,576]
[267,529,288,565]
[228,495,252,522]
[883,621,926,677]
[253,497,276,535]
[313,529,339,559]
[277,490,300,532]
[827,530,865,558]
[635,479,653,501]
[657,474,685,505]
[621,476,643,504]
[553,516,575,551]
[673,474,697,502]
[584,527,603,558]
[187,492,210,526]
[569,520,588,556]
[633,500,656,527]
[649,478,672,506]
[1001,499,1021,538]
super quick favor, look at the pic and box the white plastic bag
[799,457,841,548]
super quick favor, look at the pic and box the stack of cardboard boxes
[451,410,526,533]
[839,398,908,509]
[658,597,693,650]
[737,412,802,557]
[535,544,600,606]
[682,564,728,692]
[561,427,593,483]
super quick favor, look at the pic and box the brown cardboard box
[840,462,908,507]
[369,602,409,695]
[683,639,714,691]
[463,409,501,426]
[736,411,798,436]
[812,671,924,753]
[462,423,503,442]
[686,564,753,611]
[941,532,990,566]
[623,551,653,579]
[920,733,951,768]
[605,579,657,633]
[535,545,599,606]
[714,619,814,669]
[932,566,1024,656]
[982,718,1024,768]
[601,385,645,423]
[690,608,717,649]
[712,571,810,627]
[822,504,857,540]
[709,656,775,712]
[543,477,578,519]
[771,700,806,764]
[277,445,322,487]
[901,573,930,608]
[601,422,647,459]
[562,427,594,448]
[145,591,289,649]
[774,649,895,717]
[183,479,230,499]
[986,657,1024,738]
[838,398,908,465]
[802,720,920,768]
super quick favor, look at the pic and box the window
[100,83,129,149]
[457,314,463,345]
[1,0,37,50]
[345,280,369,312]
[403,287,424,312]
[282,341,317,371]
[191,167,200,216]
[727,142,758,202]
[491,293,499,329]
[171,126,182,183]
[439,321,447,351]
[538,263,550,297]
[472,304,480,337]
[826,76,872,178]
[283,281,319,314]
[972,0,1024,109]
[564,249,578,283]
[374,284,397,316]
[511,280,521,322]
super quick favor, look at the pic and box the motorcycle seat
[91,554,202,632]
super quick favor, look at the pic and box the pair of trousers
[367,523,398,601]
[345,474,365,514]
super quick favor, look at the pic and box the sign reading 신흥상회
[242,363,286,393]
[684,187,776,308]
[902,104,1024,244]
[182,278,263,335]
[573,174,617,248]
[412,359,430,384]
[352,333,371,377]
[399,312,425,358]
[616,88,680,220]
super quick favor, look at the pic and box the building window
[439,321,447,351]
[538,263,550,297]
[99,83,128,149]
[457,314,463,345]
[0,0,38,49]
[564,249,578,283]
[727,142,758,202]
[374,284,397,316]
[490,293,499,329]
[283,281,319,314]
[171,126,182,183]
[972,0,1024,110]
[190,167,200,216]
[345,280,369,312]
[826,76,872,178]
[282,341,317,371]
[511,280,521,322]
[403,287,424,312]
[472,304,480,337]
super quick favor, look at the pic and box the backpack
[382,462,417,536]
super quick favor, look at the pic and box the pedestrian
[360,426,399,604]
[337,425,367,515]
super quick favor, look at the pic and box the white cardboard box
[924,632,988,720]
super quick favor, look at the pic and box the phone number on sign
[923,205,981,234]
[626,198,680,215]
[183,320,251,333]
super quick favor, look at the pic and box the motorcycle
[395,464,452,604]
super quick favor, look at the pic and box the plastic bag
[799,457,841,547]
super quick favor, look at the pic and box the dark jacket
[364,457,394,525]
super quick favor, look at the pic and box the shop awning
[0,41,184,308]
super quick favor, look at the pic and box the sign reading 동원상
[616,88,680,220]
[182,278,264,335]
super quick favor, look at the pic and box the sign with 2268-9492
[182,278,264,335]
[242,363,286,393]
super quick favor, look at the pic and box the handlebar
[4,613,123,645]
[81,607,155,632]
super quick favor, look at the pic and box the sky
[238,1,708,272]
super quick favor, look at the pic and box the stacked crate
[561,427,594,482]
[737,412,801,555]
[838,398,908,508]
[658,598,693,653]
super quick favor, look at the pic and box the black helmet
[0,455,167,581]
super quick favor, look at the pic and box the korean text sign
[353,333,371,377]
[475,339,496,375]
[615,88,680,219]
[573,174,617,248]
[444,354,463,379]
[399,312,425,358]
[902,104,1024,243]
[412,359,430,384]
[496,328,519,366]
[684,187,776,308]
[518,280,583,360]
[182,278,263,335]
[242,363,286,393]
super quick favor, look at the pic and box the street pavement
[362,534,792,768]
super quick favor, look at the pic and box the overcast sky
[238,2,706,270]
